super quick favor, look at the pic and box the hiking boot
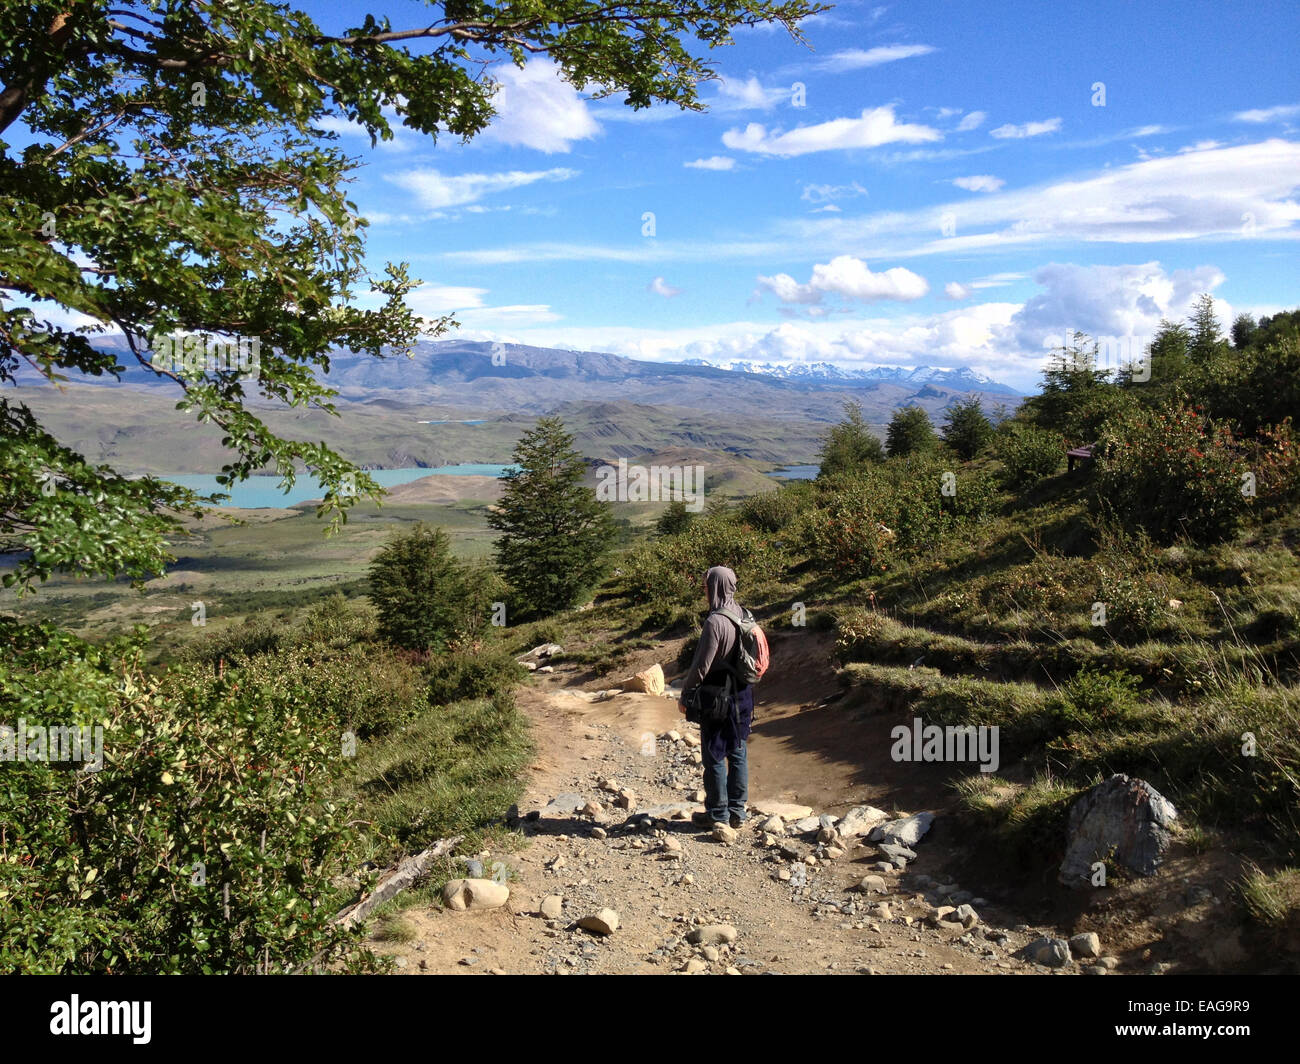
[690,811,714,826]
[729,815,746,830]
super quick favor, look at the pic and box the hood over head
[705,565,738,613]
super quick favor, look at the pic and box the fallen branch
[331,835,464,929]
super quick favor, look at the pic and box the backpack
[712,607,770,686]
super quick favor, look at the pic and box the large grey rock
[541,793,586,817]
[868,812,935,848]
[1025,936,1071,968]
[836,805,891,838]
[633,802,700,821]
[1058,774,1178,887]
[1070,932,1102,958]
[792,816,822,834]
[877,841,918,868]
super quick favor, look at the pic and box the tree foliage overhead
[0,0,825,591]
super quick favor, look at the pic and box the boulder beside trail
[1058,774,1177,887]
[621,663,665,695]
[868,812,934,848]
[836,805,891,838]
[443,878,509,912]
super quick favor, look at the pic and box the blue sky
[20,1,1300,392]
[301,0,1298,390]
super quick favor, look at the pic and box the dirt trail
[378,629,1221,975]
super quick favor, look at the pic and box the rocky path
[378,631,1127,976]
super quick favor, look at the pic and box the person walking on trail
[678,565,755,830]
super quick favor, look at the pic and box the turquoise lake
[164,465,514,509]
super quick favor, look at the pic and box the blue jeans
[701,725,748,823]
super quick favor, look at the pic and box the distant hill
[17,339,1024,473]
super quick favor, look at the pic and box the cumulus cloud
[684,156,736,171]
[479,61,599,152]
[387,167,577,209]
[956,110,986,132]
[758,255,929,304]
[1007,261,1228,354]
[952,174,1004,192]
[648,276,682,297]
[816,44,936,72]
[945,282,972,300]
[722,106,942,157]
[990,117,1062,139]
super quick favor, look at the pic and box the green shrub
[427,648,527,707]
[0,618,369,974]
[738,486,806,533]
[1094,404,1250,544]
[1050,665,1143,730]
[997,424,1064,487]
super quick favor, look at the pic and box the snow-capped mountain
[678,358,1019,394]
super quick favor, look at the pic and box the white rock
[835,805,891,838]
[443,878,509,912]
[687,924,738,945]
[578,908,620,935]
[1070,932,1102,958]
[539,894,564,920]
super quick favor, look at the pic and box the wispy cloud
[388,167,578,209]
[990,117,1062,139]
[1234,103,1300,123]
[815,44,936,72]
[956,111,987,132]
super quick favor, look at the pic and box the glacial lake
[765,465,820,480]
[163,465,514,509]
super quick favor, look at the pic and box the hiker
[678,565,755,829]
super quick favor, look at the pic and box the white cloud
[1007,261,1228,354]
[1235,103,1300,123]
[648,277,682,298]
[406,284,489,316]
[758,255,929,304]
[684,155,736,171]
[956,110,986,132]
[479,61,599,152]
[387,166,577,209]
[990,117,1062,139]
[478,261,1241,392]
[816,44,936,72]
[952,174,1004,192]
[713,76,786,111]
[801,181,868,204]
[722,106,942,156]
[945,282,972,300]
